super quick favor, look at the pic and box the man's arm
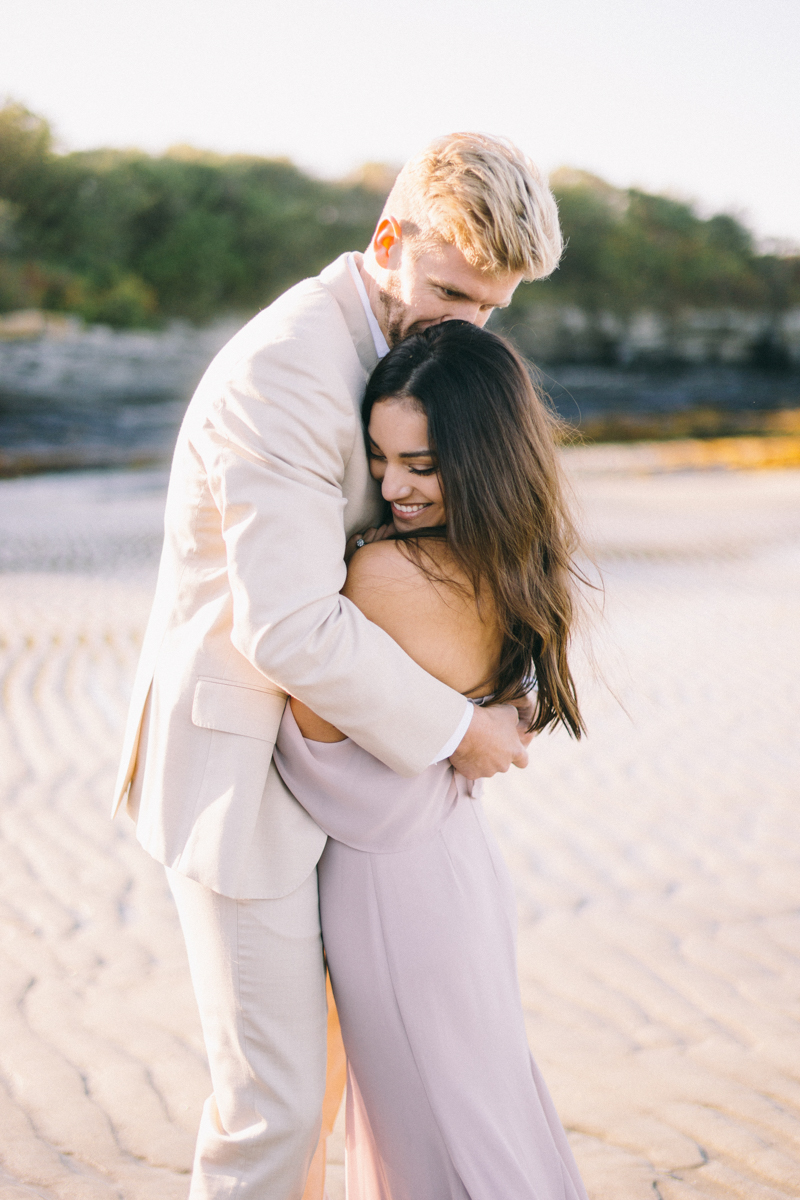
[193,294,527,778]
[191,300,466,777]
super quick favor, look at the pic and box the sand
[0,456,799,1199]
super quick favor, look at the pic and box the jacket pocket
[191,678,287,743]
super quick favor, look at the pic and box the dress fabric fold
[274,704,588,1200]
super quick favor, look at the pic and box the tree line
[1,102,798,329]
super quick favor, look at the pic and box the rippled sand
[1,459,799,1198]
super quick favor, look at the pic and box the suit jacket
[112,253,467,898]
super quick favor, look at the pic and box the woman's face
[367,397,446,532]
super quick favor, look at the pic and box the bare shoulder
[344,539,431,596]
[343,540,501,695]
[343,540,467,619]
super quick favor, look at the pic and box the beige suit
[114,253,467,1198]
[114,252,466,899]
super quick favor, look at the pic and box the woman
[274,321,588,1200]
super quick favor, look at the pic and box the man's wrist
[431,702,473,764]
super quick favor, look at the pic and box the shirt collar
[347,254,390,360]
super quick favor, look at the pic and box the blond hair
[384,133,563,281]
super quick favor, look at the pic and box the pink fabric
[274,704,588,1200]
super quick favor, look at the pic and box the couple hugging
[113,133,588,1200]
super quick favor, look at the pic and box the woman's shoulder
[343,539,501,695]
[346,537,433,581]
[344,539,465,608]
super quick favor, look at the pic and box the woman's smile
[391,501,432,520]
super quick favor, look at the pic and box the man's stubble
[377,282,436,347]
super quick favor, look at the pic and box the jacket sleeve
[192,306,468,778]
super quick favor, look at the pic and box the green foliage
[0,102,384,325]
[0,103,52,197]
[1,104,798,328]
[509,168,800,317]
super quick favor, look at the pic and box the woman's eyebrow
[368,436,432,458]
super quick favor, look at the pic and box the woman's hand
[344,522,395,565]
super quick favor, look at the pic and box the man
[113,132,563,1198]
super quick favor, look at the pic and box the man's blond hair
[384,133,562,281]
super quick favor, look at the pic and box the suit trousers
[167,866,328,1200]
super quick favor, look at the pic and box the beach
[1,454,799,1199]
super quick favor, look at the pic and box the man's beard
[377,284,431,347]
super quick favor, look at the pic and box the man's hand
[450,703,529,780]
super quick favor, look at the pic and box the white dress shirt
[346,254,473,763]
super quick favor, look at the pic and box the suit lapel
[319,254,380,379]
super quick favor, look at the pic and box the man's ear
[372,216,403,269]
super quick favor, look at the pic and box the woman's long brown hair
[363,320,585,738]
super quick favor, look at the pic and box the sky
[3,0,799,246]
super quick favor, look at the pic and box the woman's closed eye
[368,448,436,477]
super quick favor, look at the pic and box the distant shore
[2,310,800,477]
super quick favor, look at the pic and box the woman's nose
[381,468,412,500]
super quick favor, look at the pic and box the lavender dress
[274,704,587,1200]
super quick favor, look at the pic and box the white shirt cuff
[431,702,474,764]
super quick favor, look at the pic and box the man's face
[377,238,523,346]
